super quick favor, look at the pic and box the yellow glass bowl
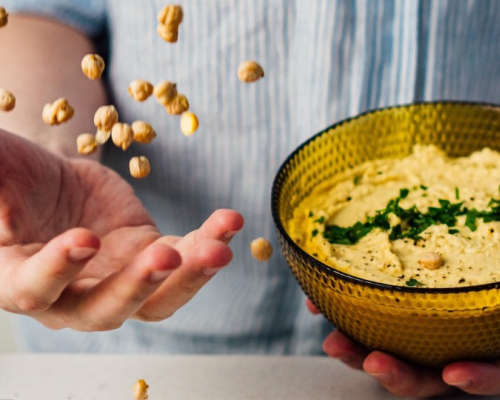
[271,101,500,368]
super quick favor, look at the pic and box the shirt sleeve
[1,0,106,38]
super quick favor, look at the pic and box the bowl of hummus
[271,101,500,367]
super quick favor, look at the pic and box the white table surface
[0,354,494,400]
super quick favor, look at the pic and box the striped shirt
[4,0,500,354]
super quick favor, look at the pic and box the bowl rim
[271,100,500,294]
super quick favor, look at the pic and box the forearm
[0,14,107,158]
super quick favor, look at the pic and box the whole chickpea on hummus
[288,145,500,288]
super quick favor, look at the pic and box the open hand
[0,129,244,331]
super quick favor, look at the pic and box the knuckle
[12,293,51,313]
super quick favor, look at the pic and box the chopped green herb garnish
[312,229,318,237]
[353,175,362,185]
[377,171,383,175]
[406,278,425,287]
[399,188,410,199]
[322,189,500,245]
[314,216,325,224]
[465,210,477,232]
[308,211,314,217]
[455,187,460,200]
[420,185,428,190]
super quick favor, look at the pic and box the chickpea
[111,122,134,151]
[94,105,119,144]
[76,133,98,155]
[81,54,106,80]
[154,81,178,106]
[132,379,149,400]
[0,7,8,28]
[164,94,189,115]
[418,252,443,270]
[42,98,75,125]
[0,89,15,111]
[157,4,183,43]
[132,120,157,143]
[250,237,273,262]
[128,80,154,102]
[237,60,265,83]
[180,112,199,136]
[129,156,151,179]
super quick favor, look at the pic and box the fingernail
[202,267,223,276]
[223,231,238,241]
[369,372,394,384]
[448,380,472,389]
[68,247,98,262]
[149,269,174,283]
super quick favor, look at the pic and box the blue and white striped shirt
[4,0,500,354]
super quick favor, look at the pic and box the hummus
[288,145,500,288]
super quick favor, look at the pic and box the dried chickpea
[132,120,157,143]
[94,105,119,144]
[132,379,149,400]
[180,112,199,136]
[129,156,151,179]
[42,98,75,125]
[250,237,273,262]
[418,252,443,270]
[157,4,183,43]
[111,122,134,150]
[81,54,105,80]
[0,89,15,111]
[237,60,265,83]
[128,80,154,102]
[164,94,189,115]
[154,81,178,106]
[77,133,98,155]
[0,7,8,28]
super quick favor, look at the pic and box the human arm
[0,14,106,157]
[307,299,500,398]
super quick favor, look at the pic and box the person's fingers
[163,209,244,252]
[306,298,321,314]
[323,330,369,370]
[45,243,182,331]
[443,361,500,395]
[363,351,457,398]
[137,238,233,320]
[4,228,100,313]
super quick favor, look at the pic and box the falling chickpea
[0,89,15,111]
[157,4,183,43]
[42,98,75,125]
[132,120,157,143]
[81,54,106,80]
[180,112,199,136]
[129,156,151,179]
[0,7,8,28]
[132,379,149,400]
[94,105,119,144]
[111,122,134,150]
[238,60,265,83]
[128,80,154,102]
[250,237,273,262]
[164,94,189,115]
[154,81,178,106]
[418,252,443,270]
[77,133,98,155]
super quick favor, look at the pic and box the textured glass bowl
[271,102,500,367]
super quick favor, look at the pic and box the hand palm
[0,132,160,279]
